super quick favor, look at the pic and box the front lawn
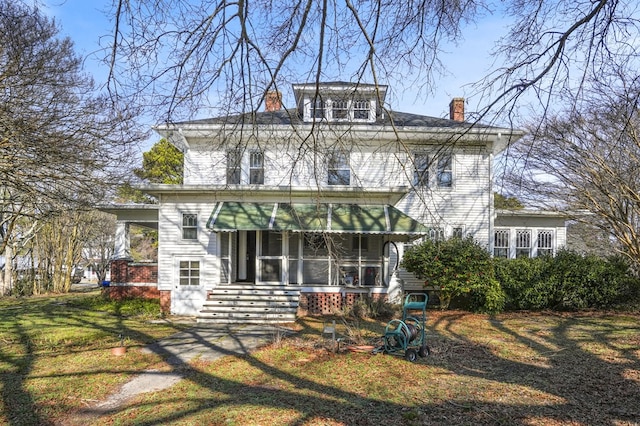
[1,292,638,425]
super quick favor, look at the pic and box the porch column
[114,221,132,260]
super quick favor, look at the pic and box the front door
[244,231,256,282]
[171,257,207,315]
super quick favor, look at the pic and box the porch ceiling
[206,202,429,239]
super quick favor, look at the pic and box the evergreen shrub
[401,237,505,313]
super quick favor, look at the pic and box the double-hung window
[516,230,532,258]
[413,153,430,186]
[182,214,198,240]
[537,230,554,256]
[494,229,510,258]
[328,150,350,185]
[249,151,264,184]
[226,150,242,184]
[413,151,453,187]
[437,153,453,187]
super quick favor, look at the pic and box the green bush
[401,237,505,313]
[496,250,640,311]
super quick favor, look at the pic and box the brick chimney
[265,90,282,112]
[449,97,465,122]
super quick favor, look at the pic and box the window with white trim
[516,230,532,258]
[179,260,200,286]
[182,214,198,240]
[413,153,430,186]
[494,229,510,258]
[328,150,350,185]
[249,151,264,184]
[437,153,453,187]
[226,150,241,184]
[353,99,371,120]
[311,97,325,119]
[332,99,349,119]
[452,226,465,239]
[429,227,444,241]
[537,230,554,256]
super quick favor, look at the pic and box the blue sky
[42,1,507,120]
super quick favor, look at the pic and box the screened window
[303,234,328,256]
[437,153,453,187]
[494,229,510,258]
[537,230,554,256]
[179,260,200,286]
[261,231,282,256]
[413,153,430,186]
[226,150,242,184]
[332,99,349,119]
[353,99,371,119]
[249,151,264,184]
[328,150,350,185]
[516,230,531,258]
[182,214,197,240]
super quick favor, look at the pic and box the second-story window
[328,150,350,185]
[182,214,198,240]
[226,150,241,184]
[437,153,453,187]
[249,151,264,184]
[413,153,430,186]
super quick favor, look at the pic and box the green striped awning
[206,202,429,237]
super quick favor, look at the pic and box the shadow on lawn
[431,311,640,424]
[0,296,186,426]
[80,312,639,425]
[1,299,639,425]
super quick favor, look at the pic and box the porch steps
[197,285,300,324]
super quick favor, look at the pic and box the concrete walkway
[64,324,291,424]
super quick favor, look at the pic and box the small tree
[402,237,504,313]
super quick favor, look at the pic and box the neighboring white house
[103,82,566,321]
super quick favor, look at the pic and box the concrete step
[198,285,300,324]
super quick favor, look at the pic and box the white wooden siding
[157,195,219,291]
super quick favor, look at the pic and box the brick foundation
[106,260,168,311]
[298,291,388,316]
[105,285,160,300]
[160,290,171,314]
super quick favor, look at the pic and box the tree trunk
[2,245,12,296]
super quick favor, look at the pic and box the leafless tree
[0,1,142,294]
[504,78,640,268]
[106,0,640,125]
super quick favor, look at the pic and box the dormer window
[353,99,370,120]
[294,82,385,124]
[332,99,349,119]
[312,97,325,119]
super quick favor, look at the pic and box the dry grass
[1,293,639,425]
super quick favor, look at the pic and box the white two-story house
[104,82,565,322]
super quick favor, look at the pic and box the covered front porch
[204,201,429,319]
[209,202,428,287]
